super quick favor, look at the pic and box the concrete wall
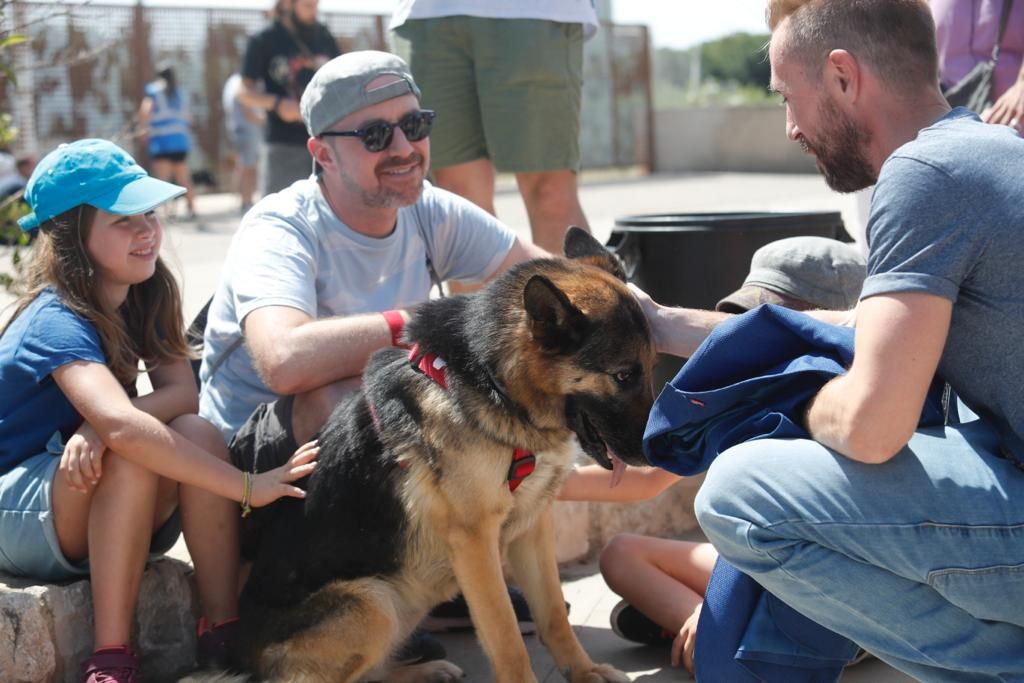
[654,105,818,174]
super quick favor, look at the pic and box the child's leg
[170,414,240,624]
[599,534,717,633]
[51,449,165,648]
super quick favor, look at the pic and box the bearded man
[629,1,1024,679]
[201,49,544,473]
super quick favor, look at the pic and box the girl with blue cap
[0,139,318,683]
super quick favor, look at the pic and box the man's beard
[290,9,317,37]
[340,153,426,209]
[802,97,877,193]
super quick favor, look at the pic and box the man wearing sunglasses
[198,48,546,520]
[195,48,540,464]
[198,51,548,663]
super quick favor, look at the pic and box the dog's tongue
[610,452,626,489]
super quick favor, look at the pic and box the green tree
[700,32,771,89]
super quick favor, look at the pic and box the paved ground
[1,171,915,681]
[440,558,913,682]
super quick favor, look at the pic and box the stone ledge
[0,478,701,682]
[0,558,199,683]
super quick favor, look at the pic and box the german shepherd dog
[229,228,656,682]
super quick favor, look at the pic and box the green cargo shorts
[393,16,583,173]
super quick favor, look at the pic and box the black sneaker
[609,600,674,646]
[196,617,241,671]
[424,586,546,635]
[395,628,447,665]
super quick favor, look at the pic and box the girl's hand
[671,602,702,673]
[249,440,320,507]
[60,423,107,493]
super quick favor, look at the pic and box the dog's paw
[569,663,630,683]
[385,659,465,683]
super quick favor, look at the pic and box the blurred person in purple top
[932,0,1024,130]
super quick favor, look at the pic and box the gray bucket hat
[716,236,867,313]
[300,50,421,137]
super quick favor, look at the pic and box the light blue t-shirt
[863,108,1024,459]
[198,178,517,441]
[0,289,106,473]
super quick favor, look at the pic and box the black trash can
[607,211,846,388]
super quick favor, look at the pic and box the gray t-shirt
[862,108,1024,459]
[198,178,517,440]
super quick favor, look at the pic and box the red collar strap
[508,449,536,491]
[409,343,448,388]
[407,343,534,491]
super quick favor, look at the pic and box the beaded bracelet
[241,471,252,518]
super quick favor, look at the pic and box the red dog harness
[408,343,536,492]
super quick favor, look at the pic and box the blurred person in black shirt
[238,0,339,196]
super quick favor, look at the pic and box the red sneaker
[81,647,139,683]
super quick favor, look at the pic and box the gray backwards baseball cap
[716,236,867,313]
[300,51,421,137]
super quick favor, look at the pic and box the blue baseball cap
[18,138,185,231]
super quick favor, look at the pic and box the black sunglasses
[320,109,436,153]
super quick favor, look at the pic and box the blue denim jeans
[696,418,1024,682]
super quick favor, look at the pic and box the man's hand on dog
[251,440,320,506]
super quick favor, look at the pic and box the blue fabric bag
[642,305,946,682]
[643,304,945,475]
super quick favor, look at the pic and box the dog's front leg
[507,506,629,683]
[446,513,538,683]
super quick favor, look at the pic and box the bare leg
[172,160,196,215]
[431,159,497,216]
[432,159,499,294]
[172,414,239,624]
[151,158,173,183]
[240,164,258,209]
[151,158,176,219]
[515,170,589,255]
[86,453,166,647]
[599,534,717,634]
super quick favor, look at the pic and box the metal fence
[2,2,652,186]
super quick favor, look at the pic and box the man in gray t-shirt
[199,50,545,453]
[629,2,1024,680]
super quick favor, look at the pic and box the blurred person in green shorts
[391,1,598,255]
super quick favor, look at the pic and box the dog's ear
[523,275,587,353]
[563,226,627,283]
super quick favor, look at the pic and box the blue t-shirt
[863,108,1024,459]
[0,289,106,473]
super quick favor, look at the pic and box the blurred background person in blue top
[138,64,197,219]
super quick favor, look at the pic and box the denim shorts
[0,432,181,582]
[228,125,260,168]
